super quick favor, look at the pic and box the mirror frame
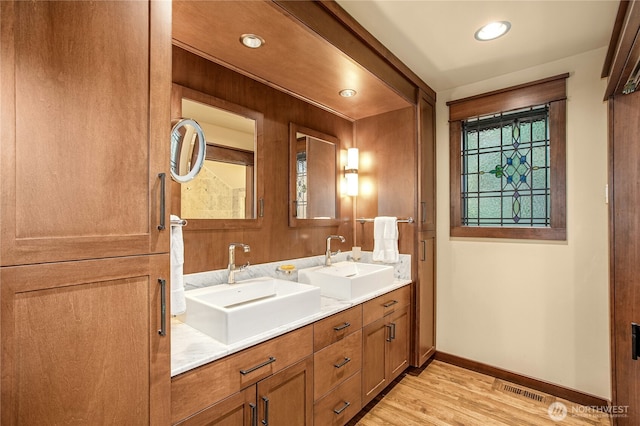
[171,83,264,230]
[288,123,341,227]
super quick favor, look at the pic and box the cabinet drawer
[314,305,362,351]
[171,325,313,424]
[314,371,362,426]
[363,285,410,325]
[314,329,362,399]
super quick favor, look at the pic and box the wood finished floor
[347,361,611,426]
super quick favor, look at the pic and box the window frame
[447,74,568,240]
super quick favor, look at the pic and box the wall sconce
[345,148,359,196]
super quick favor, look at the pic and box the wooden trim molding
[602,0,640,98]
[448,74,568,241]
[435,351,611,409]
[447,73,569,122]
[601,0,630,79]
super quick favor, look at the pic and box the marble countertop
[171,278,411,377]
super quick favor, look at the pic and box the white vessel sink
[183,277,321,344]
[298,261,395,300]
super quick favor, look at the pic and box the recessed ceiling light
[474,21,511,41]
[339,89,357,98]
[240,34,265,49]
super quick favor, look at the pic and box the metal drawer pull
[390,322,397,341]
[333,401,351,415]
[333,322,351,331]
[250,403,257,426]
[383,300,398,308]
[386,324,393,342]
[262,396,269,426]
[240,356,276,375]
[158,278,167,336]
[333,357,351,369]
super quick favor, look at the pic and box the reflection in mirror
[181,99,255,219]
[172,84,262,226]
[170,118,206,184]
[289,123,340,227]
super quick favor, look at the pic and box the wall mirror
[289,123,340,227]
[171,84,263,229]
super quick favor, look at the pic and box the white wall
[436,47,610,399]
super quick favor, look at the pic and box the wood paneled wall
[354,107,418,265]
[172,47,354,273]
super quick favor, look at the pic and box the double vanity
[171,252,411,425]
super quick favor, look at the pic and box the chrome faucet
[228,243,250,284]
[325,235,346,266]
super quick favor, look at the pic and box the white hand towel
[372,216,399,263]
[170,214,186,315]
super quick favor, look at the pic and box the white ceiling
[336,0,620,92]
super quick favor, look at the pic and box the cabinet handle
[633,323,639,360]
[293,200,297,218]
[383,300,398,308]
[259,198,265,218]
[333,401,351,415]
[261,396,269,426]
[333,322,351,331]
[250,403,257,426]
[333,357,351,369]
[240,356,276,375]
[158,278,167,336]
[390,322,397,341]
[157,172,166,231]
[420,240,426,262]
[386,324,393,342]
[421,201,426,223]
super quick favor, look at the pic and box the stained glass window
[461,105,550,227]
[296,151,307,218]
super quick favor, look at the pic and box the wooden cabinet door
[0,0,171,266]
[415,234,436,366]
[257,357,313,426]
[611,90,640,425]
[361,316,388,406]
[418,91,436,232]
[0,255,171,425]
[175,388,256,426]
[387,305,410,382]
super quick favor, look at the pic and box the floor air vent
[492,379,555,405]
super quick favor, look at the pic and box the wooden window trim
[447,74,568,241]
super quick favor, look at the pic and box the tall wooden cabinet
[0,1,172,424]
[414,90,437,366]
[418,92,436,234]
